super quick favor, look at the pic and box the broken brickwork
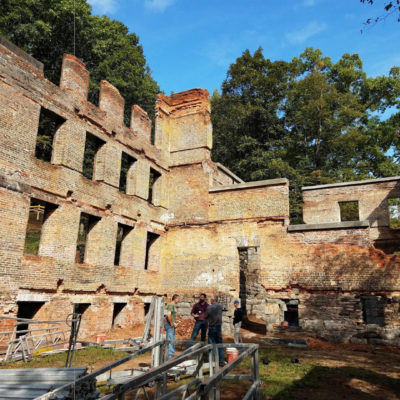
[1,37,400,345]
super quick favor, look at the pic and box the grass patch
[0,347,130,370]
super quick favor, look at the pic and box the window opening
[144,232,160,270]
[114,223,133,266]
[73,303,90,316]
[388,198,400,229]
[362,296,385,326]
[16,301,45,336]
[82,132,106,180]
[148,168,161,205]
[76,213,100,264]
[35,107,66,162]
[283,300,299,327]
[112,303,127,327]
[339,201,359,222]
[119,152,136,193]
[24,198,57,255]
[144,302,151,316]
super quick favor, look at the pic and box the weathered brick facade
[1,37,400,344]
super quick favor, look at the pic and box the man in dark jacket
[233,299,243,344]
[205,297,225,366]
[189,293,209,342]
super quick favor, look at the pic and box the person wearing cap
[233,299,243,344]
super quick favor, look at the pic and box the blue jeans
[208,325,224,364]
[164,322,175,357]
[190,320,208,342]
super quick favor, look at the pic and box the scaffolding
[0,314,81,363]
[34,341,261,400]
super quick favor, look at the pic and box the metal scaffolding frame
[33,341,260,400]
[0,314,82,363]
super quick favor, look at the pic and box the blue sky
[87,0,400,95]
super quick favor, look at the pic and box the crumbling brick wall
[1,37,400,345]
[302,178,400,253]
[0,37,168,336]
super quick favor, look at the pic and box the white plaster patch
[160,212,175,224]
[195,271,224,286]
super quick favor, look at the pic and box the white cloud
[144,0,176,12]
[88,0,117,14]
[285,21,327,45]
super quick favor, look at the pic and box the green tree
[211,47,400,223]
[0,0,159,121]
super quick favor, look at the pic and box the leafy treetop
[211,47,400,222]
[0,0,160,122]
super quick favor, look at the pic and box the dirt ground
[90,324,400,399]
[2,322,399,399]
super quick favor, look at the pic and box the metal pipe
[114,345,213,394]
[34,341,164,400]
[198,344,258,396]
[157,378,201,400]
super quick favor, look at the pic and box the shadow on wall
[361,182,400,253]
[294,244,400,292]
[364,181,400,226]
[271,366,400,400]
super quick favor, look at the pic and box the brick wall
[1,38,400,345]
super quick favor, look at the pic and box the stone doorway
[238,247,266,334]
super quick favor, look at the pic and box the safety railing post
[252,348,260,400]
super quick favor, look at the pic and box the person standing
[189,293,209,343]
[205,297,225,366]
[165,294,180,358]
[233,299,243,344]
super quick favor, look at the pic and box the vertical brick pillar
[39,203,80,262]
[93,142,121,187]
[60,54,89,100]
[126,162,138,195]
[131,105,151,142]
[119,227,136,267]
[134,160,150,200]
[85,216,117,266]
[131,224,147,270]
[99,80,125,124]
[147,235,162,272]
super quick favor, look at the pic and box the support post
[252,349,260,400]
[152,296,164,367]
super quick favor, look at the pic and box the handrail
[34,341,164,400]
[198,344,258,396]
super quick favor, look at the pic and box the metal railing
[32,340,260,400]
